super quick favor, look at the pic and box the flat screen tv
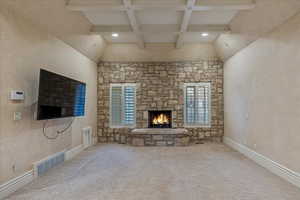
[37,69,86,120]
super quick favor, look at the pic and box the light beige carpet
[7,143,300,200]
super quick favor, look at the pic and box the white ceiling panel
[67,0,256,46]
[136,10,183,25]
[183,32,218,43]
[190,10,238,25]
[102,32,138,43]
[84,11,129,25]
[98,0,123,5]
[195,0,254,6]
[132,0,186,6]
[70,0,123,6]
[144,33,177,43]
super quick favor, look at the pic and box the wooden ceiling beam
[67,0,255,11]
[122,0,145,48]
[91,24,230,34]
[188,24,230,32]
[176,0,196,48]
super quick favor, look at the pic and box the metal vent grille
[36,152,65,176]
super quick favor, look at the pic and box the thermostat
[10,90,25,100]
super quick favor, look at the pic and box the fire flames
[152,114,169,125]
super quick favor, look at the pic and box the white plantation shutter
[123,86,135,125]
[184,83,211,127]
[111,86,122,126]
[110,84,136,127]
[186,86,196,124]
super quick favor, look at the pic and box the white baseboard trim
[0,170,34,200]
[224,137,300,188]
[65,144,84,161]
[0,144,86,199]
[92,136,98,145]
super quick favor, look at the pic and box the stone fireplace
[97,61,224,144]
[148,110,172,128]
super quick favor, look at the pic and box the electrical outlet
[245,113,249,120]
[12,164,16,172]
[14,112,22,121]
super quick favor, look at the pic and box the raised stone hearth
[128,128,189,146]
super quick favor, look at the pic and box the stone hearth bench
[128,128,189,146]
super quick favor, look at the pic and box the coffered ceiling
[67,0,256,48]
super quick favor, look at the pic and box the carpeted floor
[7,143,300,200]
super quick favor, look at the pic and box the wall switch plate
[14,112,22,121]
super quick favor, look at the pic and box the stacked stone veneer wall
[97,61,224,143]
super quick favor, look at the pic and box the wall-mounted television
[36,69,86,120]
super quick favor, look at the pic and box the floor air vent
[33,151,65,177]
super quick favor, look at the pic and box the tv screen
[37,69,86,120]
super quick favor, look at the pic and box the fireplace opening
[148,110,172,128]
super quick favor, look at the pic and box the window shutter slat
[110,84,136,127]
[111,86,122,126]
[185,83,211,127]
[123,86,135,125]
[196,86,209,125]
[186,86,195,124]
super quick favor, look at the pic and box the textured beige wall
[224,11,300,173]
[0,0,107,62]
[102,43,218,62]
[215,0,300,61]
[0,5,98,183]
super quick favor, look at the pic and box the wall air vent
[33,151,65,177]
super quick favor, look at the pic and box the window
[110,84,136,128]
[184,83,211,127]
